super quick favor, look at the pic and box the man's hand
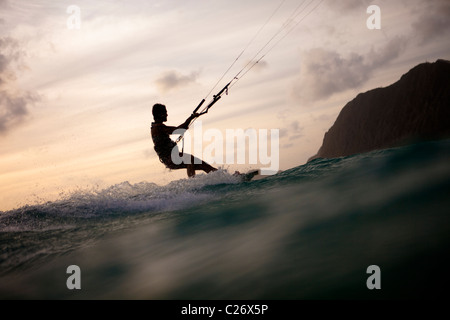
[179,113,201,130]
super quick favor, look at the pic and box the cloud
[0,37,38,135]
[0,92,35,133]
[154,70,199,93]
[326,0,373,12]
[411,0,450,45]
[244,59,268,73]
[280,120,304,149]
[280,120,304,141]
[293,36,407,104]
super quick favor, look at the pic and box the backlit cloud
[293,36,407,104]
[154,70,200,93]
[280,120,304,142]
[0,37,39,135]
[325,0,373,12]
[411,0,450,45]
[244,60,268,73]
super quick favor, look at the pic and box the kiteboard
[234,169,260,182]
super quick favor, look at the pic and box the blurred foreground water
[1,139,449,299]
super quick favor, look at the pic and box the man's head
[152,103,168,122]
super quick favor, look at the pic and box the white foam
[0,169,246,233]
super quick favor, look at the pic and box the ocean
[1,139,449,300]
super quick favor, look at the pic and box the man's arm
[163,113,200,135]
[177,113,199,130]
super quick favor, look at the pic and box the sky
[1,0,449,211]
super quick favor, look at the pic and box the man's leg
[187,164,196,177]
[196,162,217,173]
[187,155,217,177]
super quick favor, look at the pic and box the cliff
[309,59,450,161]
